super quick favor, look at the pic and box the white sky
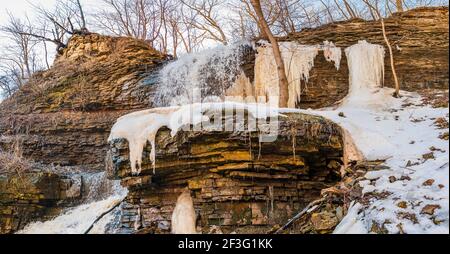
[0,0,106,60]
[0,0,103,24]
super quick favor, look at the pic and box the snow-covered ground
[307,88,449,234]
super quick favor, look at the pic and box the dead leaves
[421,204,441,215]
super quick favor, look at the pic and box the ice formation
[171,191,197,234]
[154,42,254,106]
[154,40,342,109]
[109,102,288,175]
[297,40,449,234]
[343,40,385,105]
[224,71,256,103]
[254,41,341,108]
[18,172,127,234]
[323,41,342,70]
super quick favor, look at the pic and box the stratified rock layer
[284,7,449,108]
[0,34,168,170]
[0,171,81,234]
[107,113,344,233]
[1,7,447,171]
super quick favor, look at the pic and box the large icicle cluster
[254,41,342,108]
[108,102,290,175]
[154,41,342,109]
[344,40,385,105]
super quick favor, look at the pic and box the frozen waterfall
[17,172,127,234]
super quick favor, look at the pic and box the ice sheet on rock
[254,41,341,108]
[109,102,292,175]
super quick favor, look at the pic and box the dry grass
[0,139,32,176]
[0,150,32,176]
[419,89,449,108]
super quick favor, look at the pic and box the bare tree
[1,13,38,80]
[0,74,16,98]
[180,0,228,45]
[95,0,163,45]
[5,0,90,54]
[363,0,400,97]
[396,0,405,11]
[250,0,289,108]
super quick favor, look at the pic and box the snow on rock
[109,102,291,175]
[326,92,448,233]
[298,40,449,234]
[333,202,367,234]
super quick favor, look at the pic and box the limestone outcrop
[0,34,168,170]
[0,7,447,235]
[284,7,449,108]
[107,113,344,233]
[0,169,82,234]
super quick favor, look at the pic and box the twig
[83,198,125,234]
[274,198,325,234]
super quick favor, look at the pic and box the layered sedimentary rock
[0,170,81,234]
[1,7,447,171]
[107,113,344,233]
[0,34,168,170]
[284,7,449,108]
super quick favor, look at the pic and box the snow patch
[298,40,449,234]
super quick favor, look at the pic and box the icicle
[323,41,342,70]
[171,191,197,234]
[225,71,255,103]
[108,107,178,175]
[344,40,385,104]
[254,42,319,108]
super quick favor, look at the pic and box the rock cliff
[284,6,449,108]
[0,34,168,170]
[0,7,448,234]
[107,113,344,233]
[1,7,447,172]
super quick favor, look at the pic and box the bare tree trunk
[43,41,50,69]
[363,0,401,97]
[250,0,289,108]
[381,17,400,97]
[396,0,404,12]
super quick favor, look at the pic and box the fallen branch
[83,198,125,234]
[274,198,325,234]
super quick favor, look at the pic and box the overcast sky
[0,0,104,24]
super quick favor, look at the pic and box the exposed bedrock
[0,34,169,170]
[107,113,344,233]
[284,7,449,108]
[0,171,82,234]
[0,7,447,171]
